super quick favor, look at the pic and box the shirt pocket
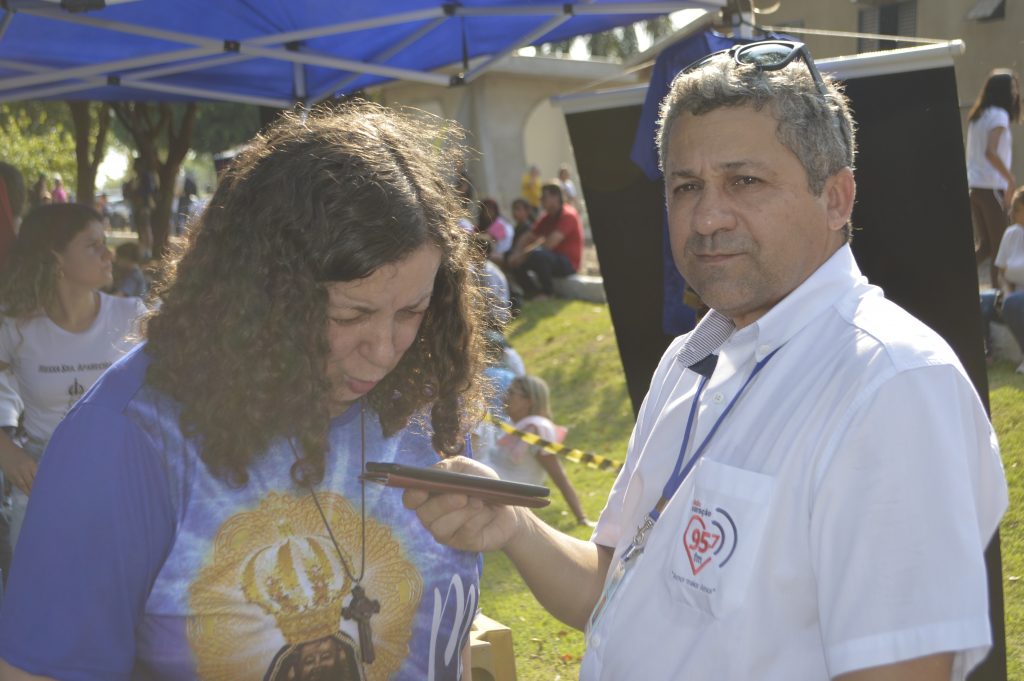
[661,457,774,619]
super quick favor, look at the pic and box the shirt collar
[747,244,864,361]
[675,308,735,368]
[676,244,864,367]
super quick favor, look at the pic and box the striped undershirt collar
[675,309,735,369]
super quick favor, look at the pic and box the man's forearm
[503,509,613,630]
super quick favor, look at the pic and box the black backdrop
[565,64,1006,679]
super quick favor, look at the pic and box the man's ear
[824,168,856,234]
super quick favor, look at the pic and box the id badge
[586,557,630,640]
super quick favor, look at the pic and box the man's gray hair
[656,55,857,196]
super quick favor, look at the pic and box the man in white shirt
[405,41,1007,680]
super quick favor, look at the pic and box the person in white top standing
[966,69,1021,287]
[0,203,145,551]
[404,40,1007,681]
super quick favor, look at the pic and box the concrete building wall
[372,56,632,215]
[768,0,1023,186]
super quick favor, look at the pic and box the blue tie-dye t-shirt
[0,345,480,681]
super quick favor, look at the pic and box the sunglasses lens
[737,43,795,69]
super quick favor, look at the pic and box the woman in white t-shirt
[0,203,145,548]
[485,374,592,526]
[966,69,1021,286]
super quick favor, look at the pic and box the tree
[68,102,112,207]
[189,102,261,155]
[0,103,77,200]
[539,17,677,60]
[112,101,197,257]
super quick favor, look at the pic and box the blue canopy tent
[0,1,723,106]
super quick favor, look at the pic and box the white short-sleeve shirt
[0,292,145,443]
[584,245,1007,681]
[995,224,1024,287]
[966,106,1012,191]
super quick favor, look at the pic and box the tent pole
[19,7,222,47]
[120,78,293,108]
[119,53,252,81]
[240,44,451,87]
[464,15,571,84]
[246,7,444,46]
[452,2,721,17]
[308,16,447,105]
[0,45,219,91]
[0,77,103,102]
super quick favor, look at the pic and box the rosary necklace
[294,399,380,665]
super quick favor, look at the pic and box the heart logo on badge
[683,514,720,575]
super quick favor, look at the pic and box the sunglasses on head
[683,40,829,99]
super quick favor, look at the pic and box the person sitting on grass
[111,242,148,298]
[981,186,1024,371]
[485,375,592,527]
[507,184,583,301]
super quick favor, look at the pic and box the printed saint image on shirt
[264,633,362,681]
[187,492,423,681]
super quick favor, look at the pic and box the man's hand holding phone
[397,457,532,554]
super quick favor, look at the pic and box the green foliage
[0,102,77,194]
[108,101,260,157]
[190,102,261,155]
[480,299,631,680]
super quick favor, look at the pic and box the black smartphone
[362,462,550,508]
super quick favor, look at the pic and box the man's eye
[735,176,760,186]
[330,316,361,326]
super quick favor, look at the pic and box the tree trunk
[150,102,196,257]
[112,101,197,258]
[68,101,111,206]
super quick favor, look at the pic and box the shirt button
[712,392,725,404]
[758,344,772,355]
[592,634,602,647]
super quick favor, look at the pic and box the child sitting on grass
[112,242,147,298]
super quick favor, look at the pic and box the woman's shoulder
[977,106,1011,127]
[1003,223,1024,245]
[98,291,147,323]
[516,414,558,438]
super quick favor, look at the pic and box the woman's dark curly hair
[144,102,491,486]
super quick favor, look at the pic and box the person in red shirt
[507,183,583,299]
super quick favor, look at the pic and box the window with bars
[857,0,917,52]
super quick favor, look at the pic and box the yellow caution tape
[483,413,623,473]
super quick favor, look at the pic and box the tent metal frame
[0,1,723,105]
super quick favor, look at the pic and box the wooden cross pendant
[342,584,381,664]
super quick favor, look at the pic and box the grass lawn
[988,361,1024,679]
[480,299,627,680]
[484,299,1023,680]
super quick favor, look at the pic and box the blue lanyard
[621,346,782,564]
[659,346,778,520]
[652,346,780,521]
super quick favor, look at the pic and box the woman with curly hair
[0,203,145,556]
[0,104,490,681]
